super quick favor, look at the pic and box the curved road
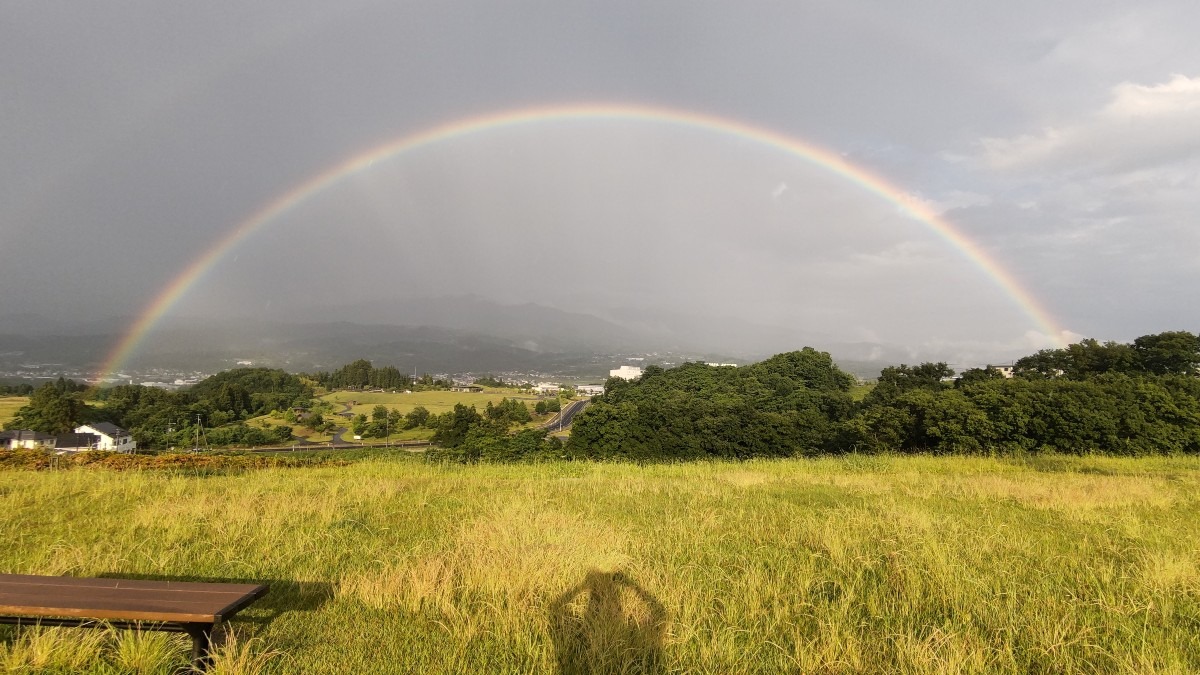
[330,402,353,444]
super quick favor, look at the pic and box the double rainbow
[96,102,1064,380]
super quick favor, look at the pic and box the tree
[404,406,430,430]
[863,363,953,405]
[1134,331,1200,375]
[7,383,88,434]
[431,404,483,448]
[955,367,1005,388]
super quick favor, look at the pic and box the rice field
[2,453,1199,673]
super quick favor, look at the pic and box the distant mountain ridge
[0,299,906,378]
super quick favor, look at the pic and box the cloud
[901,189,992,216]
[981,74,1200,173]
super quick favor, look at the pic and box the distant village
[1,361,683,455]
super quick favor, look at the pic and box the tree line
[5,368,312,448]
[307,359,453,391]
[553,332,1200,462]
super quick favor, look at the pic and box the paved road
[330,402,353,444]
[541,399,591,431]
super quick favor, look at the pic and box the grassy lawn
[0,396,28,428]
[848,383,875,401]
[322,388,544,418]
[3,453,1199,673]
[244,414,336,444]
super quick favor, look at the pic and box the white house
[534,382,561,395]
[608,366,643,380]
[1,430,56,450]
[987,364,1015,379]
[74,423,136,452]
[576,384,605,396]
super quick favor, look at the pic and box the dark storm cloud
[3,0,1200,360]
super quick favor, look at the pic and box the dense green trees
[6,382,93,434]
[568,349,856,460]
[565,333,1200,461]
[312,359,413,391]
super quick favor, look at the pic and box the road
[330,402,353,444]
[541,399,591,431]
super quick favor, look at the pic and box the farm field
[0,396,29,428]
[321,388,547,418]
[245,414,337,444]
[2,453,1199,673]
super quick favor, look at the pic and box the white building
[534,382,561,395]
[609,365,644,380]
[987,364,1015,378]
[74,423,136,452]
[576,384,605,396]
[1,430,56,450]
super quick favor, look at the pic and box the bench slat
[0,574,268,624]
[0,574,262,595]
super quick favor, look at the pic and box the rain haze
[4,1,1200,370]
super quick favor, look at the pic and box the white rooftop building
[74,423,136,452]
[609,365,643,380]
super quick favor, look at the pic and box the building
[987,364,1015,378]
[3,430,57,450]
[450,385,484,393]
[576,384,605,396]
[609,366,643,380]
[53,433,101,452]
[74,423,136,452]
[534,382,561,395]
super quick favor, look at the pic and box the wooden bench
[0,573,269,671]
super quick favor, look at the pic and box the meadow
[0,396,29,429]
[2,453,1199,673]
[320,388,546,418]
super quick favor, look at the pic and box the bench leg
[182,623,215,672]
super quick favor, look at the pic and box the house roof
[11,430,56,441]
[55,433,100,449]
[82,422,127,436]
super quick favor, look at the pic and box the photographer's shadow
[549,570,666,675]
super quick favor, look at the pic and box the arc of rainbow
[97,102,1066,380]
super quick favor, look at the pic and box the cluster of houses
[0,422,137,453]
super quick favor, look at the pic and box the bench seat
[0,573,269,671]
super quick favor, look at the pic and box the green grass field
[3,453,1199,673]
[321,388,546,418]
[0,396,28,428]
[848,383,875,402]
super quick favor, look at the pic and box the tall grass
[2,454,1198,673]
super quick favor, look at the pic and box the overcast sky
[3,1,1198,361]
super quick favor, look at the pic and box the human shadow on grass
[96,573,334,629]
[549,570,666,675]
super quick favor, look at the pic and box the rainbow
[96,102,1066,380]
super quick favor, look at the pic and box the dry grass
[2,453,1199,673]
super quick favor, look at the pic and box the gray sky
[3,1,1199,362]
